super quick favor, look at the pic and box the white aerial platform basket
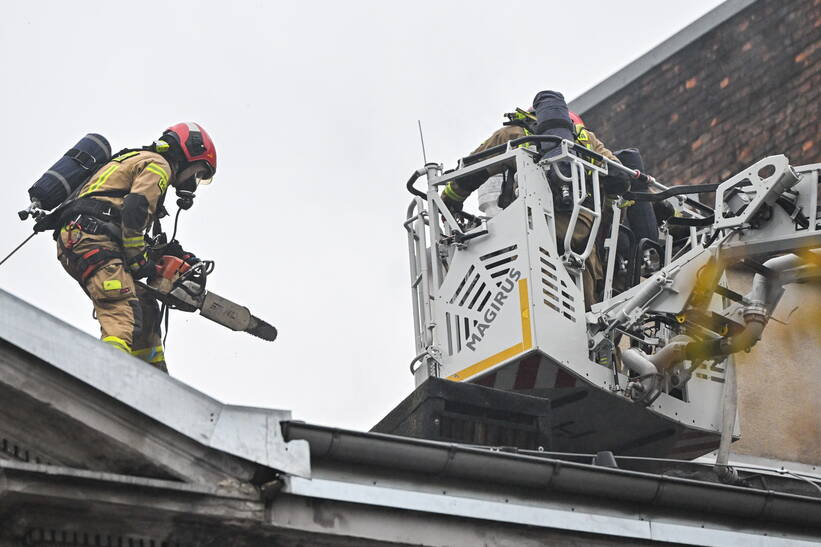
[405,141,820,458]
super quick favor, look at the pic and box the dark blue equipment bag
[28,134,111,211]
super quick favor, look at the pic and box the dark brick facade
[580,0,821,466]
[583,0,820,187]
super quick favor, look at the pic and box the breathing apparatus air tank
[478,174,504,218]
[20,134,111,219]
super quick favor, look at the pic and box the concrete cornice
[0,288,311,478]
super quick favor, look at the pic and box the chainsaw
[138,255,277,342]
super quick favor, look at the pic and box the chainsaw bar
[138,282,277,342]
[246,315,279,342]
[199,291,278,341]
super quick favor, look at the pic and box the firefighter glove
[128,251,156,280]
[163,239,200,266]
[442,182,465,213]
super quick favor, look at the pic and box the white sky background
[0,0,724,430]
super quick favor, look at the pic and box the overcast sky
[1,0,725,430]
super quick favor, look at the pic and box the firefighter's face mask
[173,162,211,210]
[176,161,214,189]
[176,186,196,210]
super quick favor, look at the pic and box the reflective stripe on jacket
[75,150,173,260]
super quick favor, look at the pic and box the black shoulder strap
[82,189,130,199]
[110,149,143,163]
[152,192,167,237]
[111,147,142,159]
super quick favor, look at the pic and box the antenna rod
[417,120,428,165]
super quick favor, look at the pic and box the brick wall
[580,0,821,466]
[582,0,819,186]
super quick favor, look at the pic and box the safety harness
[55,192,129,284]
[53,149,160,286]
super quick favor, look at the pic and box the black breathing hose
[170,207,183,242]
[406,169,427,199]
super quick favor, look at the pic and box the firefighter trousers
[56,226,167,372]
[554,210,603,309]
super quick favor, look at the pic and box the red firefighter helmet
[569,111,585,127]
[162,122,217,183]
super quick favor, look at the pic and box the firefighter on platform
[440,90,619,306]
[54,123,217,372]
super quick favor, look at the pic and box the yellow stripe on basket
[448,278,531,382]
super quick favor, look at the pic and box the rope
[0,232,38,268]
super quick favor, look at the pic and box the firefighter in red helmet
[568,111,585,127]
[54,122,217,372]
[440,92,620,306]
[441,102,618,213]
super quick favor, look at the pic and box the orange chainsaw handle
[154,255,191,281]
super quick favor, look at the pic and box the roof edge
[569,0,758,115]
[285,421,821,527]
[0,288,311,477]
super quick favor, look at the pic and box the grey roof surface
[569,0,758,115]
[2,287,821,545]
[0,287,311,477]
